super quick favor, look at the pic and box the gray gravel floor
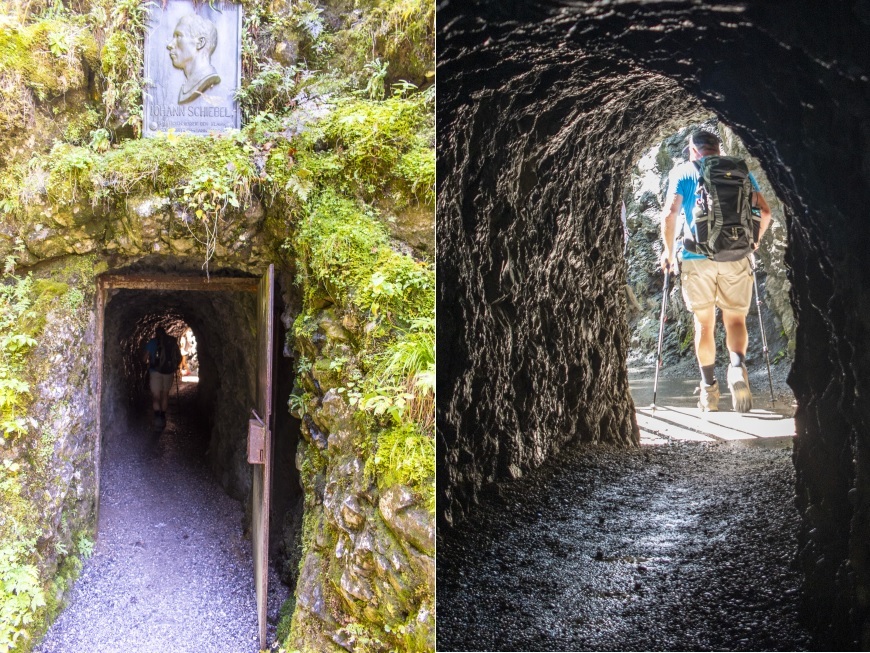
[36,382,289,653]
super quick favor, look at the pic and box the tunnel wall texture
[438,1,870,647]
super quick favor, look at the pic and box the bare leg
[692,306,717,367]
[723,309,752,412]
[722,309,748,357]
[150,372,161,412]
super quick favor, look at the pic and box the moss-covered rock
[0,255,98,653]
[287,188,434,651]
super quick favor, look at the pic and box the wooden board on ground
[636,405,795,445]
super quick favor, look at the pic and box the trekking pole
[652,264,671,411]
[750,255,776,407]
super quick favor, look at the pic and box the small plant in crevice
[179,167,242,277]
[287,391,312,418]
[363,58,389,100]
[336,622,388,653]
[75,533,94,559]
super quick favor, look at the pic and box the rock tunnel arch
[98,271,259,498]
[438,1,869,647]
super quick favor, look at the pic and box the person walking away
[179,327,194,376]
[659,130,772,412]
[144,326,181,429]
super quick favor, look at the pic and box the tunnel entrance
[82,268,300,650]
[621,121,797,446]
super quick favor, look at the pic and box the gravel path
[36,382,289,653]
[437,439,812,651]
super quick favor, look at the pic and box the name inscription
[150,105,236,118]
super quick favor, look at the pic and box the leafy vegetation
[0,13,97,102]
[0,257,97,653]
[93,0,153,134]
[0,270,36,440]
[290,188,435,514]
[0,9,100,162]
[275,88,435,208]
[329,0,434,88]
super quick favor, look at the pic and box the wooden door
[248,264,274,650]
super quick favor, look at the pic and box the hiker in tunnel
[144,326,181,430]
[179,326,196,376]
[660,130,772,412]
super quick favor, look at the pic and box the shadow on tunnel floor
[436,442,811,652]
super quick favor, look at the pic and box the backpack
[682,156,761,262]
[155,334,180,374]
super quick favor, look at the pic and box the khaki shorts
[680,257,753,315]
[149,370,174,395]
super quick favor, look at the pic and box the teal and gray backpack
[682,156,761,262]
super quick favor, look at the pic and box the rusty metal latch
[248,409,267,465]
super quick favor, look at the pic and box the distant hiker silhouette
[144,326,181,430]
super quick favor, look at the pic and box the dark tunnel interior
[437,0,870,647]
[99,273,304,584]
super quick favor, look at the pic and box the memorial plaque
[143,0,241,136]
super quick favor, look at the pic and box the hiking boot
[727,364,752,413]
[698,381,720,412]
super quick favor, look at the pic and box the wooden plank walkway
[629,374,795,446]
[636,404,795,445]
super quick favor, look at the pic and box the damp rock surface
[35,384,289,653]
[437,441,811,652]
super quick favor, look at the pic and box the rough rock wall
[27,258,100,579]
[437,19,705,528]
[291,392,434,652]
[286,208,435,650]
[439,1,870,646]
[8,189,271,273]
[0,255,101,646]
